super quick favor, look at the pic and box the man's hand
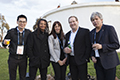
[91,56,97,63]
[4,39,10,45]
[64,47,72,54]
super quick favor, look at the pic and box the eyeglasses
[18,21,27,24]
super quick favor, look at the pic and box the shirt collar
[71,27,79,34]
[17,27,25,33]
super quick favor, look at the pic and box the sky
[0,0,115,31]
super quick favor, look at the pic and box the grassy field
[0,48,120,80]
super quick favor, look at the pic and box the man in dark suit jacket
[2,14,31,80]
[90,12,120,80]
[64,16,91,80]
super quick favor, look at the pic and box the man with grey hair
[90,12,120,80]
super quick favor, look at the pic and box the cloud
[0,0,115,30]
[0,0,14,4]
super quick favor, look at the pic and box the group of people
[2,11,120,80]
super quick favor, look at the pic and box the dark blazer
[90,24,120,69]
[65,27,91,65]
[27,29,50,68]
[2,27,31,59]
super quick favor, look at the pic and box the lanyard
[56,34,63,49]
[93,29,100,57]
[94,29,96,44]
[17,29,25,45]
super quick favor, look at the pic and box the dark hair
[68,16,78,23]
[50,21,65,40]
[17,14,27,21]
[37,18,49,34]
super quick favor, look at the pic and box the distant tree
[0,14,10,42]
[33,17,41,30]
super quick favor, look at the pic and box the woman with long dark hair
[27,19,50,80]
[48,21,67,80]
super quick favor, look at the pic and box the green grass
[0,48,120,79]
[0,49,9,80]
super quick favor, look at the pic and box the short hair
[90,12,103,21]
[17,14,27,21]
[68,16,78,23]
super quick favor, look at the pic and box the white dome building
[42,1,120,51]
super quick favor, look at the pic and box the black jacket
[2,27,31,59]
[27,29,50,68]
[65,27,91,65]
[90,24,120,69]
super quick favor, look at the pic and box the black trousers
[8,56,27,80]
[51,62,67,80]
[29,66,47,80]
[69,56,87,80]
[95,58,116,80]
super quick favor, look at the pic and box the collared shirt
[17,27,25,33]
[17,27,25,45]
[69,27,79,56]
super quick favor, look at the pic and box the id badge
[16,46,24,55]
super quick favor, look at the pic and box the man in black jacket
[64,16,91,80]
[2,14,31,80]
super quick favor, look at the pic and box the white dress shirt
[69,27,79,56]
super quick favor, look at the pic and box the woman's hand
[58,58,67,66]
[58,60,64,66]
[63,57,67,64]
